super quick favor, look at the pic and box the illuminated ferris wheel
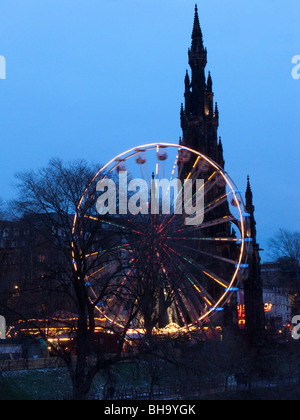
[72,143,249,335]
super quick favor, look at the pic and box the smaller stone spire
[246,175,253,208]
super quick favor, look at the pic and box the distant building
[237,259,300,332]
[0,216,74,323]
[0,213,117,331]
[261,260,300,329]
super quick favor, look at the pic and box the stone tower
[180,4,224,168]
[179,5,265,333]
[243,176,266,342]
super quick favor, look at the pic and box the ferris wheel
[72,143,250,336]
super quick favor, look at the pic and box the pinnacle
[247,175,251,189]
[246,175,253,204]
[192,3,202,40]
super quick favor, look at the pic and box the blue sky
[0,0,299,261]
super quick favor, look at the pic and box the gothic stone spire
[181,5,223,168]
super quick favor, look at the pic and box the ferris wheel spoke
[196,214,236,229]
[103,291,127,321]
[123,298,141,331]
[176,271,215,314]
[173,294,191,331]
[156,214,176,235]
[123,215,150,236]
[102,279,133,321]
[179,292,202,324]
[101,252,143,317]
[85,260,119,281]
[110,293,131,327]
[185,157,220,192]
[181,270,217,310]
[185,156,201,181]
[180,170,226,220]
[84,215,143,236]
[161,243,215,317]
[190,292,211,323]
[91,264,131,309]
[157,170,216,235]
[160,269,190,330]
[86,252,139,315]
[177,273,211,322]
[201,268,230,289]
[161,235,243,255]
[176,275,210,323]
[203,192,231,215]
[105,218,145,236]
[195,169,218,193]
[170,169,217,220]
[158,268,184,330]
[108,249,157,325]
[182,155,201,182]
[85,243,129,259]
[165,288,191,331]
[170,213,237,235]
[170,241,239,267]
[163,242,230,289]
[190,277,217,309]
[159,171,222,235]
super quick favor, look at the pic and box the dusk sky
[0,0,299,261]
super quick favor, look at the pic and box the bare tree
[1,158,138,400]
[1,158,224,400]
[0,199,10,312]
[0,197,9,265]
[0,198,8,220]
[268,229,300,266]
